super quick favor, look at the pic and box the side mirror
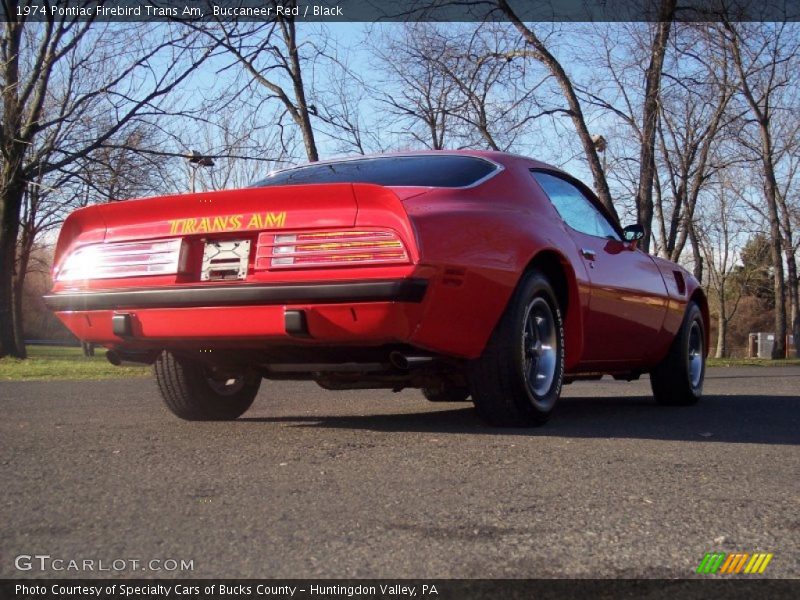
[622,224,645,243]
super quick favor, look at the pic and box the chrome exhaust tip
[389,351,435,370]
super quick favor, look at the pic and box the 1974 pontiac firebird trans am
[45,151,709,426]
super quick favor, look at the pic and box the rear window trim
[253,154,504,190]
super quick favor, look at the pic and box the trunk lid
[97,184,358,243]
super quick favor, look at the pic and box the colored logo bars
[696,552,773,574]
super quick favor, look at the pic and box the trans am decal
[168,212,286,234]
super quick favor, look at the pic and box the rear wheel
[154,351,261,420]
[650,302,705,406]
[469,270,565,426]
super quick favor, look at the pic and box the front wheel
[650,302,705,406]
[469,270,565,427]
[153,351,261,420]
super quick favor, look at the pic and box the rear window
[252,155,498,188]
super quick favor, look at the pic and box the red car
[45,151,708,426]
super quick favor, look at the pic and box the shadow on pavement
[241,394,800,445]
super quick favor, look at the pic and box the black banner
[2,580,800,600]
[1,0,799,23]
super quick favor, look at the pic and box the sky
[175,21,602,183]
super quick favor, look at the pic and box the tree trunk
[725,22,788,360]
[635,0,677,252]
[11,220,34,359]
[767,230,788,359]
[715,317,727,359]
[284,19,319,162]
[777,186,799,358]
[715,278,727,358]
[758,126,788,359]
[11,268,27,359]
[0,183,26,358]
[688,221,703,282]
[497,0,618,222]
[0,21,25,358]
[785,251,799,358]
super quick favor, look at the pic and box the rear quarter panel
[650,257,710,360]
[403,158,590,368]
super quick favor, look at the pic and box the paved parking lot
[1,367,798,578]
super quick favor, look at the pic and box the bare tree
[14,170,68,352]
[0,17,212,357]
[373,23,555,154]
[493,2,618,220]
[772,104,800,357]
[633,0,678,251]
[189,2,323,162]
[697,177,757,357]
[720,21,799,358]
[529,7,676,250]
[654,23,736,272]
[12,107,187,353]
[75,121,172,202]
[191,114,295,191]
[372,24,457,150]
[309,44,388,156]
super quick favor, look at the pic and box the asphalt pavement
[1,367,798,579]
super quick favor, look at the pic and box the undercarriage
[106,343,469,393]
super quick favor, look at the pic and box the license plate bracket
[201,239,250,281]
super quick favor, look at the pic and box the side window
[532,171,619,240]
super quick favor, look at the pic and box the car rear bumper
[44,279,428,346]
[43,279,428,311]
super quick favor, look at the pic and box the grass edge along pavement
[706,357,800,368]
[0,345,799,381]
[0,345,149,381]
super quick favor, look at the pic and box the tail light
[55,239,186,281]
[256,229,410,270]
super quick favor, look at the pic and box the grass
[706,357,800,368]
[0,345,149,381]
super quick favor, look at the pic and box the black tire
[650,302,705,406]
[153,351,261,420]
[469,270,565,426]
[422,382,470,403]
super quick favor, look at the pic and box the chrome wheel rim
[522,297,558,401]
[688,321,703,388]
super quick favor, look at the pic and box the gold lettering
[167,212,285,234]
[212,216,228,231]
[247,214,262,229]
[264,212,286,228]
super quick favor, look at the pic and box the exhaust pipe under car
[106,349,157,367]
[389,351,436,370]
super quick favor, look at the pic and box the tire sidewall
[154,351,260,421]
[510,274,565,415]
[681,304,705,397]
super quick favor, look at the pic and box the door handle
[580,248,596,261]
